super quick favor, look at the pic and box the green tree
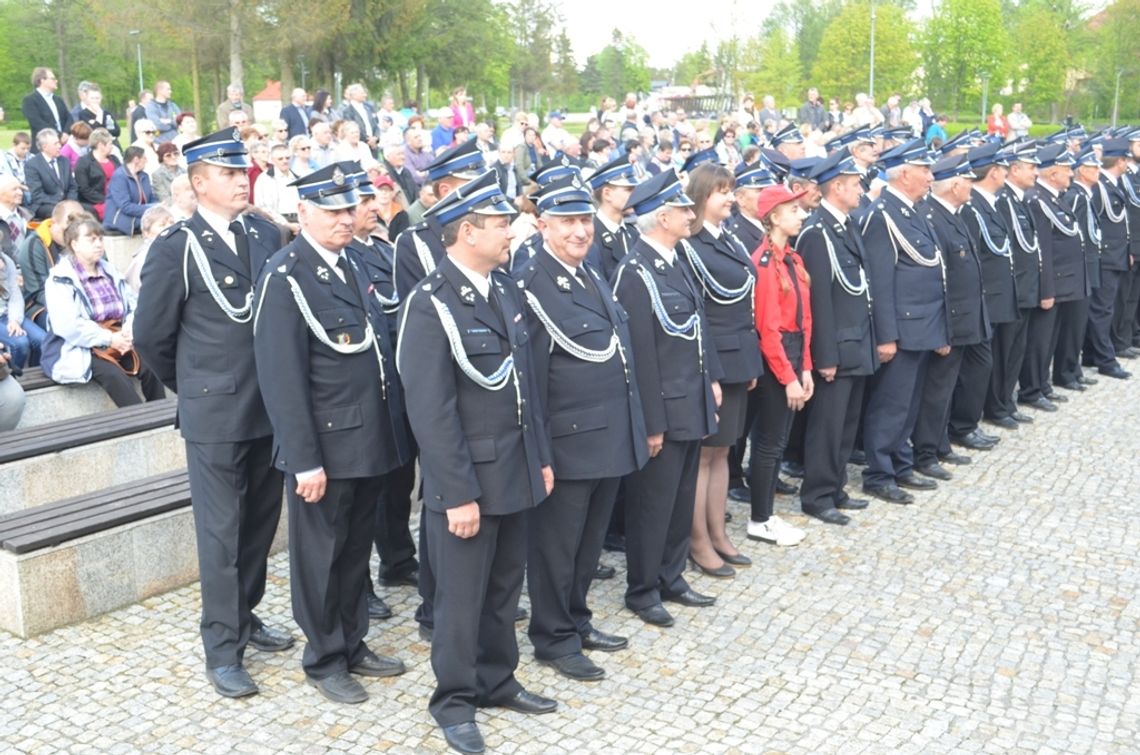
[738,28,802,109]
[1085,0,1140,122]
[581,30,650,99]
[810,1,918,104]
[924,0,1010,121]
[549,29,580,106]
[673,43,714,88]
[1008,6,1069,120]
[508,0,557,109]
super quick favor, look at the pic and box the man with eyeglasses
[21,67,72,153]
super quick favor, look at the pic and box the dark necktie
[785,256,804,331]
[50,158,60,185]
[487,283,506,326]
[228,220,251,274]
[574,266,591,291]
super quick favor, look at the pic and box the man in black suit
[397,170,556,755]
[796,151,877,526]
[1093,138,1136,376]
[612,169,722,628]
[516,174,649,682]
[914,154,991,482]
[1029,145,1089,394]
[24,129,78,219]
[134,130,293,699]
[253,163,412,705]
[1063,148,1104,387]
[279,87,312,141]
[21,67,72,154]
[340,83,378,155]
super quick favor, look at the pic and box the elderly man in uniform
[912,154,991,482]
[1028,145,1089,394]
[611,169,722,627]
[1087,138,1135,379]
[508,157,584,273]
[859,140,950,505]
[253,163,411,705]
[795,150,877,526]
[134,129,292,699]
[516,173,649,682]
[397,169,556,755]
[770,122,806,161]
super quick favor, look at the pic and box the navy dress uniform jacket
[1063,185,1102,291]
[347,236,401,345]
[1028,185,1089,302]
[611,239,721,442]
[860,188,950,351]
[997,186,1047,306]
[397,257,552,515]
[796,209,878,377]
[680,227,765,384]
[253,236,410,479]
[727,209,764,258]
[923,199,991,347]
[1094,174,1131,272]
[1126,168,1140,259]
[962,190,1020,325]
[135,212,279,442]
[587,216,637,282]
[392,220,446,304]
[508,230,543,274]
[515,250,648,480]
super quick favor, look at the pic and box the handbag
[90,319,141,376]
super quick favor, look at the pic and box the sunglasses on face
[144,130,158,135]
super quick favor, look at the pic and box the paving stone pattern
[3,378,1139,754]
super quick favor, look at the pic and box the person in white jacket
[42,215,164,405]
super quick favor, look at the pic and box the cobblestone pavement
[3,377,1140,755]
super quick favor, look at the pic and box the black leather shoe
[715,548,752,566]
[1077,375,1098,385]
[950,430,996,450]
[1043,391,1068,402]
[248,625,295,653]
[727,486,750,503]
[848,449,867,465]
[206,664,258,698]
[367,593,393,620]
[804,507,850,525]
[1011,410,1035,423]
[417,624,432,643]
[689,557,735,578]
[938,450,972,465]
[442,722,485,754]
[1055,381,1086,391]
[984,415,1019,430]
[835,497,869,510]
[496,689,558,714]
[864,484,914,504]
[663,588,716,607]
[915,462,952,481]
[631,603,675,627]
[350,650,406,678]
[541,652,605,682]
[580,627,628,652]
[516,606,528,622]
[897,472,937,490]
[1099,365,1132,379]
[594,563,616,580]
[775,477,800,495]
[379,569,419,588]
[1020,396,1058,412]
[1117,347,1139,359]
[975,429,1000,444]
[306,671,368,704]
[780,460,805,478]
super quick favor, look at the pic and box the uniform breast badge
[556,275,571,291]
[459,284,475,304]
[653,258,666,272]
[316,265,330,281]
[337,332,352,345]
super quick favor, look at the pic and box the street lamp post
[128,30,143,93]
[869,0,877,99]
[980,71,990,126]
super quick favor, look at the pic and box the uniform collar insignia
[201,228,214,239]
[602,232,613,243]
[277,264,287,273]
[900,207,911,217]
[556,274,571,291]
[422,282,432,291]
[653,257,666,271]
[459,284,475,303]
[517,279,525,288]
[495,282,504,293]
[316,265,330,281]
[248,225,259,239]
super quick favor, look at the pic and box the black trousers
[1018,306,1059,402]
[1111,261,1140,351]
[89,357,165,407]
[623,438,699,611]
[185,436,283,668]
[373,454,418,584]
[1052,298,1090,385]
[913,347,965,467]
[782,411,806,466]
[416,508,436,629]
[1085,268,1122,369]
[728,388,761,486]
[426,507,526,727]
[527,476,620,660]
[288,474,381,678]
[948,339,993,439]
[748,370,796,523]
[863,348,929,488]
[800,374,865,513]
[985,314,1030,420]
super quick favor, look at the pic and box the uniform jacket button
[571,423,578,430]
[327,421,333,428]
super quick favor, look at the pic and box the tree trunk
[228,0,243,89]
[416,63,426,110]
[55,12,69,107]
[191,33,203,124]
[280,46,296,105]
[397,70,409,106]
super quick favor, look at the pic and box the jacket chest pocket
[461,332,503,357]
[191,271,245,294]
[560,314,609,339]
[317,307,362,343]
[659,291,694,316]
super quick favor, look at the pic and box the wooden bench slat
[3,492,192,554]
[14,367,53,391]
[0,487,192,545]
[0,399,177,463]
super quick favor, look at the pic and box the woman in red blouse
[748,185,814,547]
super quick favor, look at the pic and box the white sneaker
[746,519,778,543]
[749,515,806,547]
[768,515,807,545]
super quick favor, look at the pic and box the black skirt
[702,381,750,447]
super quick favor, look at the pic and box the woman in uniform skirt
[748,185,814,547]
[682,163,764,576]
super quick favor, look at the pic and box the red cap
[755,185,807,220]
[373,174,395,189]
